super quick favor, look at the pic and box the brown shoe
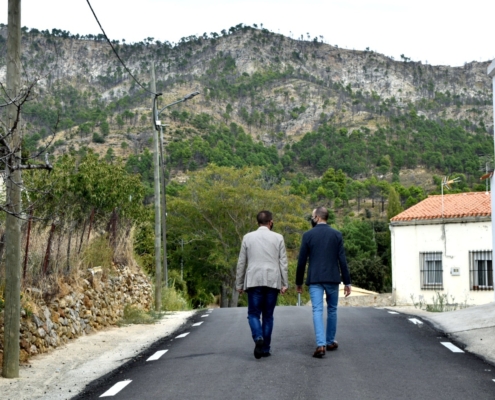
[313,346,325,358]
[326,341,338,351]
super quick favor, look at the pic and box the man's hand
[237,289,244,295]
[280,286,288,295]
[344,285,351,297]
[296,285,303,294]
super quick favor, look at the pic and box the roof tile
[390,192,491,222]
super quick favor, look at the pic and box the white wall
[391,220,493,306]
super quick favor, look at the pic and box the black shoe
[254,338,264,359]
[261,352,271,358]
[326,341,338,351]
[312,346,325,358]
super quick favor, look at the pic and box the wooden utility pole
[151,62,162,311]
[3,0,22,379]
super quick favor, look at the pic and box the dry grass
[0,218,140,302]
[117,304,161,326]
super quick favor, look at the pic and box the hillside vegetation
[0,23,493,306]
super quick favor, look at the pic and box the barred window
[469,251,493,291]
[420,252,443,290]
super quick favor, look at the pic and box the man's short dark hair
[257,210,273,225]
[315,206,329,221]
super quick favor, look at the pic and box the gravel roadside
[1,310,196,400]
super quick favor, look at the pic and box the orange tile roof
[390,192,492,222]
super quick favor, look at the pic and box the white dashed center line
[193,322,204,326]
[146,350,168,361]
[441,342,464,353]
[176,332,190,338]
[388,311,399,314]
[201,314,209,317]
[100,380,132,397]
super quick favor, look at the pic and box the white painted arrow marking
[100,380,132,397]
[441,342,464,353]
[408,318,423,325]
[146,350,168,361]
[176,332,190,339]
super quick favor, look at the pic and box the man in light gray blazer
[236,210,288,359]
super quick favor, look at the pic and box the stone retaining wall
[0,265,152,363]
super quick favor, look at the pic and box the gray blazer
[236,226,288,290]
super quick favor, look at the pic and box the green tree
[166,165,308,307]
[387,187,402,220]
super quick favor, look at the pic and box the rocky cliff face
[0,25,491,146]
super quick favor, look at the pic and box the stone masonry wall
[0,265,152,363]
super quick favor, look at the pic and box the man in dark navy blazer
[296,206,351,358]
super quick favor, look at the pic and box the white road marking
[201,314,209,317]
[100,380,132,397]
[388,311,399,314]
[193,322,204,326]
[146,350,168,361]
[441,342,464,353]
[176,332,190,338]
[408,318,423,325]
[208,308,214,311]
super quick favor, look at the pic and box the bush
[92,132,105,143]
[118,304,159,325]
[81,235,113,272]
[161,286,190,311]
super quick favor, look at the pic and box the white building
[390,192,493,306]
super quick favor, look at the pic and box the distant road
[75,307,495,399]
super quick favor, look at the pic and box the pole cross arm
[157,91,200,115]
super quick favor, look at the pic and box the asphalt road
[74,307,495,400]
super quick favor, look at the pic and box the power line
[85,0,157,96]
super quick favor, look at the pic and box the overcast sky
[1,0,494,67]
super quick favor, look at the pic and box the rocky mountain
[0,23,492,182]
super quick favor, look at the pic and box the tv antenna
[441,176,461,217]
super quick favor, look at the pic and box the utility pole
[487,59,495,302]
[3,0,22,379]
[180,238,183,280]
[155,91,199,289]
[151,62,161,311]
[159,125,168,287]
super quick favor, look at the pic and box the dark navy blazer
[296,224,351,286]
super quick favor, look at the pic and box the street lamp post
[487,60,495,301]
[155,91,200,288]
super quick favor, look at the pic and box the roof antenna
[441,176,461,218]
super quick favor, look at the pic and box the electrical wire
[85,0,157,96]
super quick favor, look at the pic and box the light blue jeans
[309,283,339,347]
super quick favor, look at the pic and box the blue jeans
[309,283,339,347]
[247,286,279,353]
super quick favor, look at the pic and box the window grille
[469,250,493,291]
[420,252,443,290]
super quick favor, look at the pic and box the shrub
[118,304,159,325]
[161,286,190,311]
